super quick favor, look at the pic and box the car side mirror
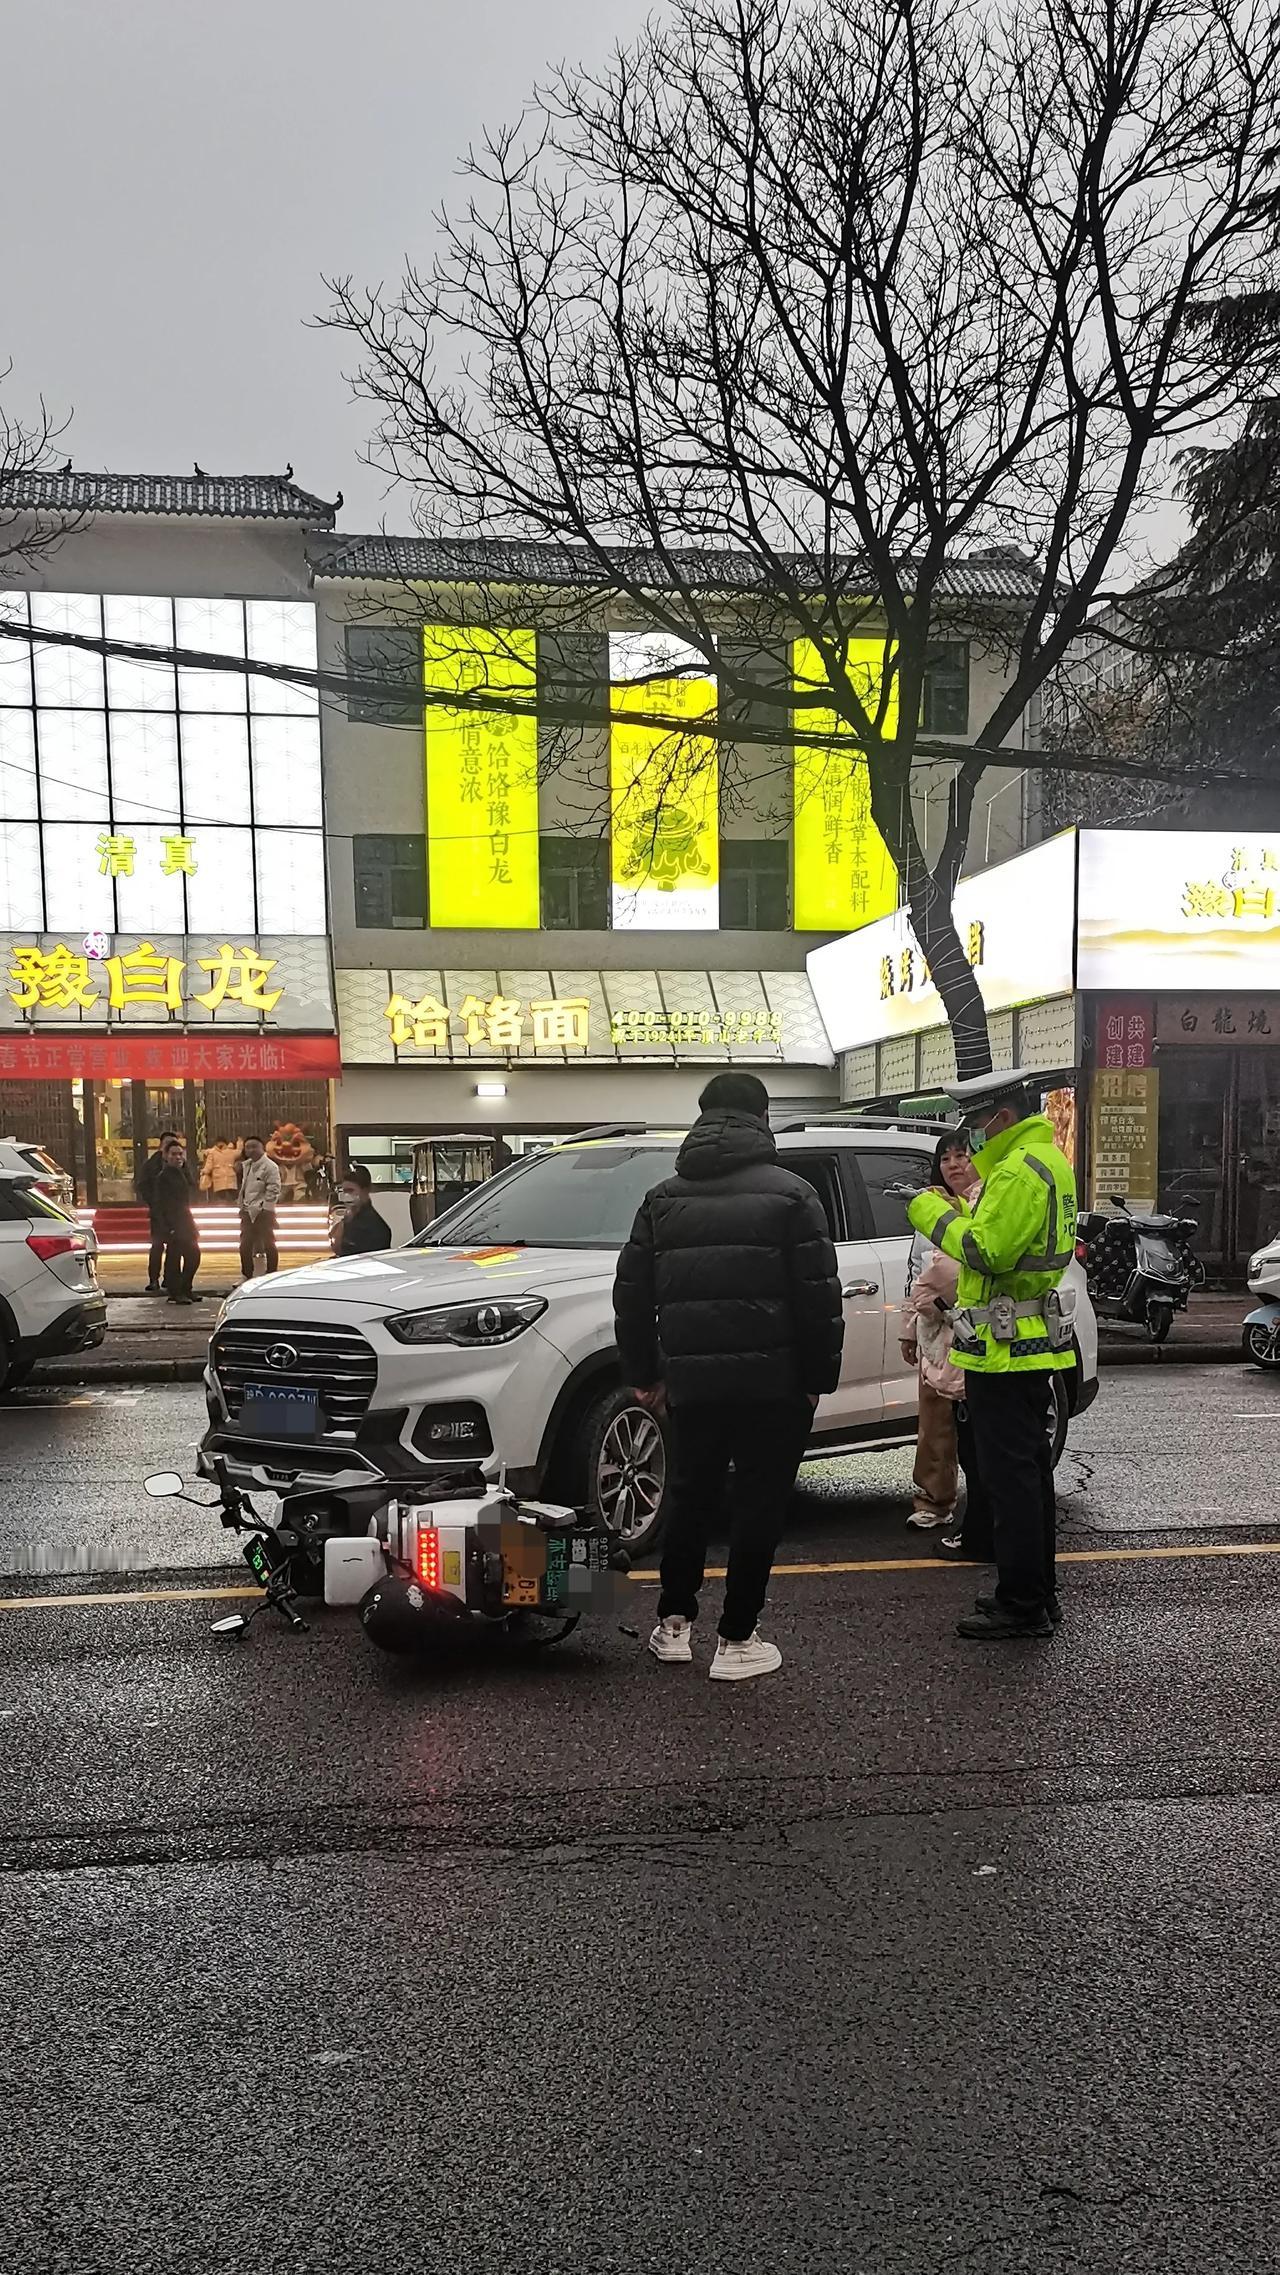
[143,1472,184,1498]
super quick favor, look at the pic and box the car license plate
[239,1383,320,1439]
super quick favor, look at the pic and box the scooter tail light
[1074,1240,1090,1262]
[416,1524,442,1592]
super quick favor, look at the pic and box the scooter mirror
[210,1613,248,1637]
[143,1472,185,1498]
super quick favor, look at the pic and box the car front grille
[211,1319,378,1438]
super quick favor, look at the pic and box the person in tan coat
[900,1137,981,1531]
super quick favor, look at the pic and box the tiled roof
[308,533,1039,600]
[0,470,338,524]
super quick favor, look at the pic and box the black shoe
[976,1591,1062,1628]
[956,1605,1054,1640]
[143,1283,164,1296]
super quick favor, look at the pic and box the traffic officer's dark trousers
[961,1372,1057,1615]
[658,1396,812,1642]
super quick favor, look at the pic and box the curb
[36,1358,208,1385]
[1100,1342,1243,1367]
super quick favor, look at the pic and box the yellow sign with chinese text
[609,644,718,929]
[792,636,898,933]
[7,941,283,1020]
[1089,1067,1159,1210]
[423,626,540,929]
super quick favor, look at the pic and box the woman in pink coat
[900,1136,981,1531]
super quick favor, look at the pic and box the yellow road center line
[3,1536,1280,1612]
[0,1585,259,1612]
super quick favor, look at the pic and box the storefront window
[1157,1051,1226,1265]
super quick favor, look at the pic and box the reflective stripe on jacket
[906,1113,1077,1374]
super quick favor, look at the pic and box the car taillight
[416,1525,442,1591]
[26,1231,89,1262]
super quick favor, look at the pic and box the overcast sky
[1,0,649,531]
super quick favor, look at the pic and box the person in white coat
[238,1136,282,1279]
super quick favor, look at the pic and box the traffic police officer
[908,1070,1078,1640]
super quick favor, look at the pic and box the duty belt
[951,1295,1045,1355]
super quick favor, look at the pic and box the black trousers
[961,1372,1057,1615]
[658,1395,812,1642]
[162,1223,201,1298]
[147,1209,166,1289]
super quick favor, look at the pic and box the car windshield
[414,1143,681,1250]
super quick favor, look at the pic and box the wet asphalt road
[3,1369,1280,2272]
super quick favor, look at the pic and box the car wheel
[1,1358,33,1389]
[1243,1321,1280,1370]
[1048,1373,1070,1467]
[580,1386,670,1559]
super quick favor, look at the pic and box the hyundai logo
[265,1343,299,1371]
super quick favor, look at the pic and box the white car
[0,1168,106,1390]
[201,1118,1099,1555]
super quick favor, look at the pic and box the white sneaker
[648,1615,694,1664]
[709,1631,783,1682]
[906,1510,951,1531]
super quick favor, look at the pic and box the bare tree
[327,0,1279,1075]
[0,365,77,578]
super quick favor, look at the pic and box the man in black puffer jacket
[613,1071,843,1682]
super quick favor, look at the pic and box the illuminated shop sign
[608,634,718,930]
[422,625,540,928]
[1078,831,1280,989]
[0,932,336,1036]
[0,592,326,935]
[807,831,1077,1052]
[792,635,898,933]
[336,968,830,1065]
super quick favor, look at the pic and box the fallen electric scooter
[143,1458,625,1653]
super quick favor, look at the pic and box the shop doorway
[1157,1048,1280,1277]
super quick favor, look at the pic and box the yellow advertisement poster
[792,635,899,933]
[423,625,539,929]
[1089,1066,1159,1210]
[608,633,718,930]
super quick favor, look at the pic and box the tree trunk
[906,874,993,1081]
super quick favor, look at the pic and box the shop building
[0,470,340,1249]
[307,536,1040,1227]
[808,825,1280,1279]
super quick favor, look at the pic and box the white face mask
[339,1186,360,1207]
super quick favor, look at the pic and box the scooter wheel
[1146,1300,1174,1345]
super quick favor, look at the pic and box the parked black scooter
[1076,1196,1202,1343]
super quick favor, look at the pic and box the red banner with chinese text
[1094,997,1154,1071]
[0,1034,341,1081]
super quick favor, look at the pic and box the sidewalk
[29,1286,1253,1387]
[1098,1290,1247,1367]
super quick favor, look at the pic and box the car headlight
[1251,1254,1266,1279]
[386,1296,548,1347]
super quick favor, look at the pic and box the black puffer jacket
[612,1111,845,1405]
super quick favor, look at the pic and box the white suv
[201,1119,1099,1555]
[0,1171,106,1390]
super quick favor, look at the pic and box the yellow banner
[423,626,539,929]
[609,638,718,930]
[792,636,898,932]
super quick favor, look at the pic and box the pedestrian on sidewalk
[155,1137,202,1306]
[137,1129,179,1296]
[239,1136,282,1279]
[332,1163,393,1255]
[613,1070,844,1684]
[899,1135,984,1536]
[908,1070,1077,1641]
